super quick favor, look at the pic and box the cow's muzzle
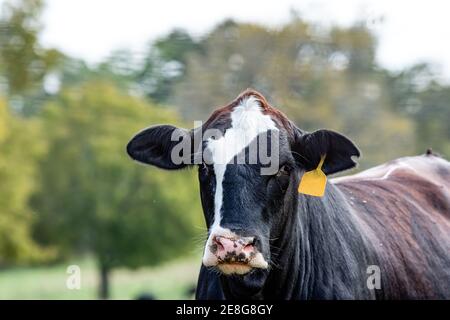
[202,229,268,275]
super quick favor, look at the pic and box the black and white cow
[127,90,450,299]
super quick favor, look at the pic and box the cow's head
[127,90,360,277]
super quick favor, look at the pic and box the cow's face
[127,90,359,276]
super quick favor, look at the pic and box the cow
[127,89,450,299]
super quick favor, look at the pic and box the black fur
[292,128,360,175]
[127,125,192,170]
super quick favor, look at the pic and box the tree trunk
[98,264,110,300]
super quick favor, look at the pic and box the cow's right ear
[127,125,193,170]
[291,127,360,175]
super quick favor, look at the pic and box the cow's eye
[276,165,291,177]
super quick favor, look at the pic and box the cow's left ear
[291,128,360,175]
[127,125,194,170]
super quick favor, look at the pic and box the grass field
[0,255,200,300]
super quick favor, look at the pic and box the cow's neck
[219,183,376,299]
[265,182,377,299]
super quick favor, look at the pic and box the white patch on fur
[206,96,277,230]
[332,158,418,183]
[202,96,275,270]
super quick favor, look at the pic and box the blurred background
[1,0,450,299]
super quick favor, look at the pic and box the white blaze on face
[202,96,277,271]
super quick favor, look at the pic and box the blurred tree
[412,84,450,157]
[31,81,202,299]
[53,53,139,101]
[385,64,450,159]
[136,29,202,102]
[0,0,62,114]
[0,96,51,266]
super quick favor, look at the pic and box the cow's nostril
[243,243,254,252]
[212,235,257,259]
[244,237,256,250]
[213,236,224,251]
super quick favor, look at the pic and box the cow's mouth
[203,250,270,275]
[216,262,254,275]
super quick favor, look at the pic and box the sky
[12,0,450,80]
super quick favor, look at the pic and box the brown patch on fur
[202,89,296,138]
[239,89,296,138]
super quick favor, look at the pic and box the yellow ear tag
[298,155,327,197]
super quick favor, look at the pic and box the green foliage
[136,29,202,102]
[32,81,203,270]
[0,0,61,96]
[0,97,51,266]
[413,85,450,157]
[385,65,450,159]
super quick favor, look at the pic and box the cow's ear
[127,125,193,170]
[291,128,360,175]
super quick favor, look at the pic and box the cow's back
[333,153,450,299]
